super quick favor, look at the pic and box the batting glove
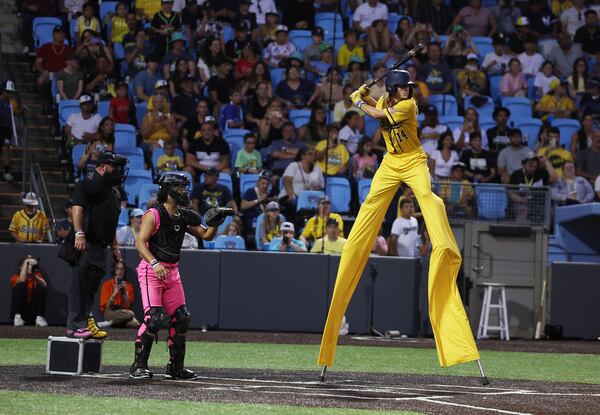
[358,84,370,97]
[350,90,365,108]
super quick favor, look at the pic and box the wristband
[150,259,159,268]
[355,99,365,109]
[200,224,209,230]
[75,230,85,238]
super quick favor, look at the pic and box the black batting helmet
[158,173,191,206]
[385,69,417,94]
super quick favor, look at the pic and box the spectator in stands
[550,0,572,19]
[417,42,453,95]
[338,111,362,155]
[319,67,344,108]
[405,22,439,59]
[85,56,116,101]
[194,2,225,47]
[452,0,496,37]
[343,57,369,91]
[134,54,162,102]
[524,0,559,39]
[116,208,144,246]
[241,172,277,236]
[315,125,350,177]
[161,32,195,80]
[264,25,296,68]
[77,137,105,178]
[268,121,305,176]
[0,81,15,182]
[136,0,161,22]
[275,66,320,109]
[10,256,47,327]
[258,98,287,148]
[454,108,487,150]
[222,222,241,237]
[171,74,202,121]
[333,85,361,123]
[99,260,139,328]
[57,55,84,100]
[269,221,307,252]
[208,59,235,108]
[181,0,202,46]
[185,120,232,179]
[76,29,115,77]
[35,25,74,90]
[156,140,184,174]
[225,21,251,60]
[571,113,595,155]
[460,131,497,183]
[109,82,131,125]
[500,58,527,97]
[55,199,74,242]
[482,34,511,76]
[300,195,343,246]
[181,99,211,149]
[518,35,544,78]
[580,79,600,128]
[575,129,600,181]
[123,13,143,49]
[548,31,583,77]
[235,133,262,174]
[141,93,179,152]
[487,106,513,154]
[94,117,115,150]
[352,0,391,52]
[498,128,531,183]
[430,131,459,180]
[417,0,453,35]
[124,29,154,79]
[245,61,272,98]
[389,199,427,257]
[278,146,324,216]
[255,200,283,249]
[235,41,260,81]
[510,151,558,187]
[245,81,270,131]
[196,36,225,82]
[191,167,237,215]
[311,218,347,254]
[368,63,388,99]
[418,105,448,156]
[352,137,378,180]
[233,0,257,31]
[253,10,279,46]
[337,30,365,70]
[560,0,587,37]
[75,3,100,42]
[567,58,589,101]
[534,61,559,98]
[302,26,324,71]
[505,17,529,54]
[551,161,595,205]
[22,0,57,53]
[108,2,129,45]
[535,80,576,121]
[250,0,276,26]
[9,192,50,242]
[150,0,181,57]
[574,10,599,55]
[299,106,328,146]
[65,95,102,145]
[537,127,574,177]
[220,88,244,130]
[440,162,475,217]
[456,53,487,101]
[443,25,478,70]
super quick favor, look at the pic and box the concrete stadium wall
[0,244,420,335]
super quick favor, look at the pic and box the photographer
[99,261,139,329]
[10,256,47,327]
[77,137,106,179]
[269,221,307,252]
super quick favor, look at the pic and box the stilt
[319,365,327,382]
[476,359,490,385]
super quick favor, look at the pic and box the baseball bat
[534,277,547,339]
[366,43,425,88]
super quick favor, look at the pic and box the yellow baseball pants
[318,151,480,368]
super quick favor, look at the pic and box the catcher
[130,173,233,379]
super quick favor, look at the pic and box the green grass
[1,339,599,384]
[0,391,421,415]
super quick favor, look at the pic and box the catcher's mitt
[205,207,235,227]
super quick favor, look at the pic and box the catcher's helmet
[385,69,417,94]
[158,173,191,206]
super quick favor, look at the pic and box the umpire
[67,151,128,339]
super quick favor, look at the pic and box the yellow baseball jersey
[376,96,423,156]
[9,209,50,242]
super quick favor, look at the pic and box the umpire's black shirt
[73,171,121,246]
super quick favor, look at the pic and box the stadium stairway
[0,53,70,241]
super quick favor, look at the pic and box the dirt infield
[1,365,600,414]
[1,325,599,355]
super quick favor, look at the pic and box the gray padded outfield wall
[0,243,420,334]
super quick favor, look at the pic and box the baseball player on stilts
[318,69,487,383]
[129,173,233,379]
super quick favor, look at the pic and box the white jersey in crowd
[391,216,421,258]
[518,52,544,77]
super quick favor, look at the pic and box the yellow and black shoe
[87,317,108,339]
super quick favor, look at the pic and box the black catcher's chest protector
[148,205,201,263]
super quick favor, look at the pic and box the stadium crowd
[7,0,600,255]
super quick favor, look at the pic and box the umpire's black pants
[67,243,106,330]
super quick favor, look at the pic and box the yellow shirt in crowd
[311,236,347,254]
[315,140,349,176]
[302,213,344,241]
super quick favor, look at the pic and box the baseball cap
[275,25,289,34]
[205,167,219,176]
[22,192,39,206]
[53,25,65,33]
[130,208,145,218]
[319,195,331,204]
[286,52,304,66]
[280,221,295,232]
[549,79,561,91]
[451,161,466,171]
[319,42,334,53]
[516,16,530,27]
[424,104,438,115]
[2,80,16,92]
[522,151,538,163]
[170,31,186,44]
[79,95,92,104]
[259,170,273,180]
[312,26,324,37]
[492,34,506,45]
[155,79,168,89]
[466,53,478,61]
[266,201,279,211]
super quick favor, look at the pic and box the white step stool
[477,283,510,341]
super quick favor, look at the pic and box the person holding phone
[99,260,139,329]
[10,256,47,327]
[77,137,106,179]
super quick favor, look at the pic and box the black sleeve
[151,14,161,29]
[540,169,550,185]
[218,139,231,156]
[221,186,232,204]
[509,171,521,185]
[487,152,497,168]
[73,179,90,208]
[459,151,470,170]
[173,15,181,30]
[186,208,202,227]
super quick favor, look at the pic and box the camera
[283,235,291,244]
[96,143,105,152]
[31,264,39,273]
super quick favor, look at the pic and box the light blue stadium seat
[113,42,125,60]
[216,214,233,235]
[97,100,110,118]
[291,115,310,129]
[138,183,159,210]
[489,75,502,103]
[476,185,507,220]
[289,29,311,38]
[214,235,246,250]
[364,117,380,138]
[124,173,153,205]
[296,190,325,212]
[551,119,581,148]
[475,44,494,63]
[326,177,351,213]
[59,100,80,128]
[222,25,234,43]
[100,1,119,19]
[270,68,285,90]
[225,135,244,162]
[218,172,233,194]
[117,207,129,227]
[33,17,63,48]
[516,118,543,149]
[71,144,87,177]
[151,147,184,174]
[527,76,538,101]
[370,52,388,70]
[479,118,495,134]
[428,94,458,116]
[358,178,372,204]
[315,13,344,38]
[291,35,313,53]
[114,124,137,152]
[438,115,464,132]
[125,151,145,169]
[136,102,148,128]
[465,95,495,118]
[387,13,401,32]
[289,109,311,119]
[501,97,532,119]
[240,174,259,195]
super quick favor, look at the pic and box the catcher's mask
[158,173,191,206]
